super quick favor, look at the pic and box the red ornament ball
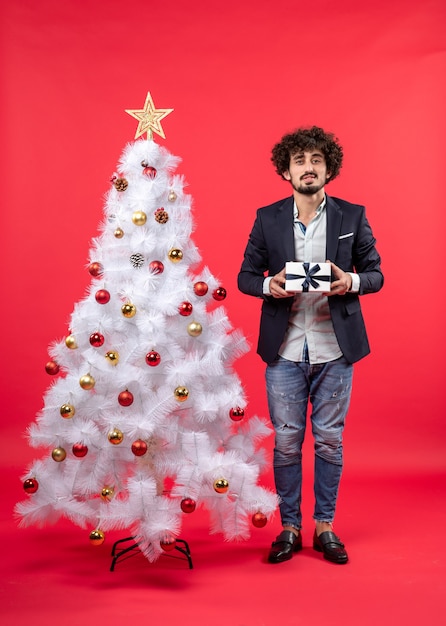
[229,407,245,421]
[149,260,164,274]
[212,287,227,301]
[89,332,105,347]
[95,289,110,304]
[72,443,88,458]
[143,166,157,179]
[145,350,161,367]
[45,360,60,375]
[88,262,103,278]
[23,478,39,494]
[131,439,148,456]
[252,512,268,528]
[160,535,176,552]
[178,301,193,316]
[193,281,208,296]
[118,390,134,407]
[180,498,197,514]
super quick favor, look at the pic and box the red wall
[2,0,445,474]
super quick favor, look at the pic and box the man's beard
[292,180,325,195]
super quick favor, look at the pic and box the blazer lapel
[276,197,295,261]
[325,195,342,261]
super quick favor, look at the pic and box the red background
[1,1,445,624]
[2,0,445,472]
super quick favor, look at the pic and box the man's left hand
[325,261,352,296]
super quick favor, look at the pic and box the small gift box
[285,262,332,292]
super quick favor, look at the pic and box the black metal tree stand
[110,536,193,571]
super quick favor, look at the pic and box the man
[237,126,383,564]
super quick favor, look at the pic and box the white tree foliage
[16,139,277,562]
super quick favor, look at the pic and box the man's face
[283,150,330,195]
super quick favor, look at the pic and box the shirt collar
[294,195,327,221]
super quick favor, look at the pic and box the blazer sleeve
[237,209,269,298]
[353,208,384,295]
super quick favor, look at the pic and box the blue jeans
[265,356,353,529]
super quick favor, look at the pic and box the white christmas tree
[16,92,277,563]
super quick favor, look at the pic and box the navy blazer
[237,195,384,364]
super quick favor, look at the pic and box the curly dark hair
[271,126,343,183]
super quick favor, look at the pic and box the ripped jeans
[265,356,353,530]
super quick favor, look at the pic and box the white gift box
[285,262,332,292]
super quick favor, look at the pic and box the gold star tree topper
[125,92,173,140]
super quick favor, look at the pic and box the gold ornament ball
[52,447,67,462]
[174,386,189,402]
[168,190,177,202]
[65,335,78,349]
[105,350,119,365]
[114,227,124,238]
[187,321,202,337]
[213,478,229,494]
[89,529,105,546]
[121,303,136,318]
[80,373,95,390]
[101,486,114,501]
[168,248,183,263]
[108,428,124,445]
[132,210,147,225]
[60,403,75,419]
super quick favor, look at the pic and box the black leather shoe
[313,530,348,564]
[268,530,302,563]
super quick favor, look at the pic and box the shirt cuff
[348,272,360,292]
[263,276,273,295]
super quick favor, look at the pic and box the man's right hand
[269,268,292,298]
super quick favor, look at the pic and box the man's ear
[282,170,291,181]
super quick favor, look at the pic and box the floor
[2,463,445,626]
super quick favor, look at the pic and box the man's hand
[325,260,352,296]
[269,268,293,298]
